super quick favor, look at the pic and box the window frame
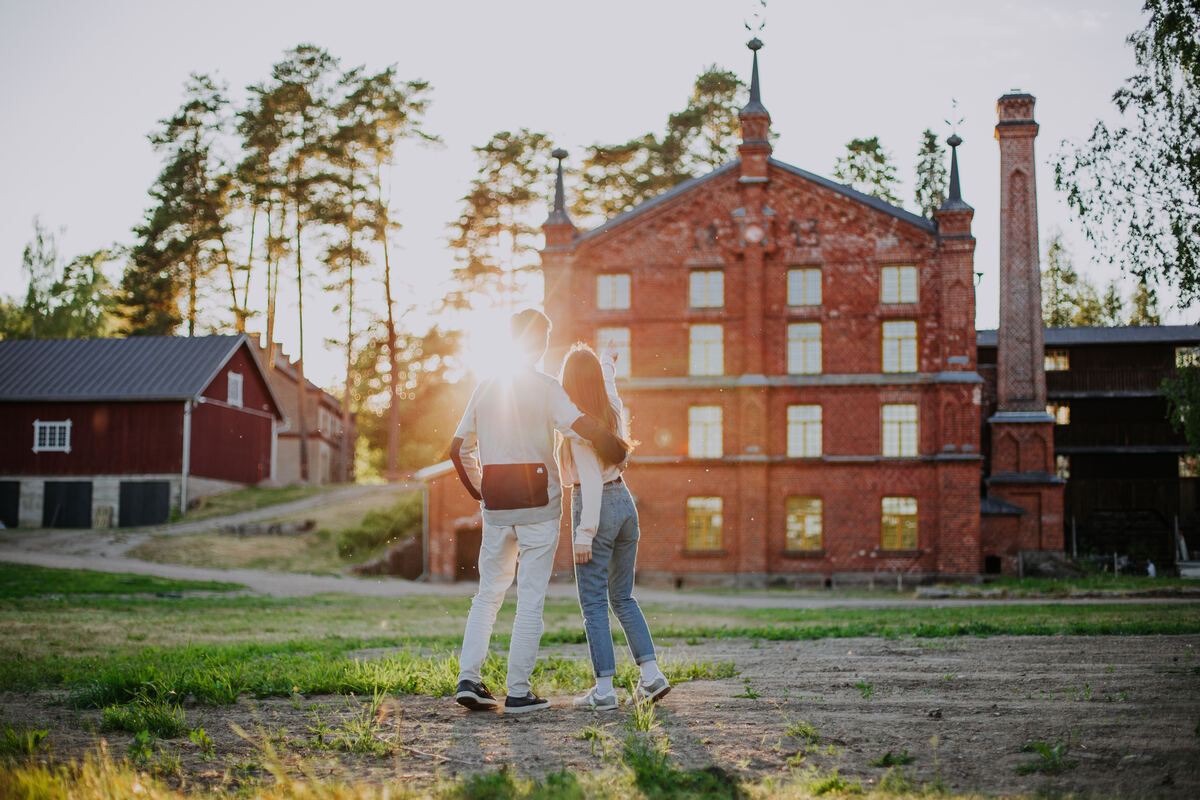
[881,403,918,457]
[880,265,918,304]
[880,496,918,551]
[687,405,723,458]
[596,272,631,310]
[786,404,822,458]
[597,326,631,378]
[786,267,822,307]
[32,419,72,454]
[785,495,823,552]
[1044,349,1070,371]
[1047,402,1071,425]
[882,320,918,373]
[227,371,244,407]
[689,324,724,376]
[786,322,822,375]
[689,269,724,309]
[685,496,723,552]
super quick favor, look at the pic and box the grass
[1016,739,1077,774]
[175,484,339,522]
[0,563,243,598]
[949,574,1200,596]
[129,488,422,574]
[0,724,50,761]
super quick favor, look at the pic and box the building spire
[938,134,972,212]
[544,147,573,227]
[740,38,768,118]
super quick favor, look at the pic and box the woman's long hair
[560,343,631,465]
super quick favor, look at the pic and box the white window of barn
[881,265,918,304]
[787,268,821,306]
[227,372,244,407]
[597,327,631,378]
[689,324,724,376]
[596,273,631,310]
[688,405,723,458]
[1176,347,1200,368]
[787,323,822,375]
[33,419,72,453]
[1047,402,1070,425]
[689,270,724,308]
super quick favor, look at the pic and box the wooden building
[979,325,1200,568]
[0,334,284,528]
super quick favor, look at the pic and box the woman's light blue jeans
[572,481,657,677]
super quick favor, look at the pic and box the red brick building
[422,42,1062,585]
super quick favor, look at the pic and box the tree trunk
[341,179,356,484]
[266,200,279,369]
[294,203,309,484]
[379,169,401,481]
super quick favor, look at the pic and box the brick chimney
[994,93,1046,415]
[984,92,1064,562]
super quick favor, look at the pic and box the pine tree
[1042,232,1081,327]
[1128,277,1161,325]
[833,137,900,205]
[914,129,947,218]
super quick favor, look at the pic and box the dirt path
[4,635,1198,797]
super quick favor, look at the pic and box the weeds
[869,749,916,767]
[784,718,820,744]
[1017,740,1078,775]
[0,724,50,760]
[99,694,187,738]
[733,677,761,699]
[855,680,875,700]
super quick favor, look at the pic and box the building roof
[0,334,269,403]
[977,325,1200,348]
[573,156,937,245]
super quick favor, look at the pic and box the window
[881,265,918,304]
[227,372,244,407]
[881,496,918,550]
[688,406,723,458]
[787,268,821,306]
[689,324,724,376]
[1047,402,1070,425]
[32,420,72,453]
[882,321,918,373]
[686,497,723,551]
[1177,347,1200,368]
[1044,349,1070,371]
[1180,455,1199,478]
[882,404,918,457]
[785,496,822,551]
[786,405,822,457]
[597,273,631,310]
[1056,454,1071,479]
[597,327,631,378]
[689,270,724,308]
[787,323,822,374]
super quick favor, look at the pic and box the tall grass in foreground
[0,742,1001,800]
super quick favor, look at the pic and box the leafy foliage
[1054,0,1200,307]
[1042,231,1160,326]
[333,492,422,560]
[833,136,899,204]
[913,129,947,218]
[1162,365,1200,454]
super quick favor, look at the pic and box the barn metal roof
[977,325,1200,348]
[0,334,259,402]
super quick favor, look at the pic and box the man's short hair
[510,308,551,357]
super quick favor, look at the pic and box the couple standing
[448,308,669,713]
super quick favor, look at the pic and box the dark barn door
[0,481,18,528]
[118,481,171,527]
[42,481,93,528]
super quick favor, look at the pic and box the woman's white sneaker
[634,675,671,703]
[572,686,618,711]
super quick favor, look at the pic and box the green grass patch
[100,695,187,738]
[178,484,337,522]
[0,563,243,598]
[0,724,50,761]
[965,574,1199,595]
[332,491,422,560]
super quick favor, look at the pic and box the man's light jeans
[457,517,559,697]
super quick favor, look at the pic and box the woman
[558,343,669,711]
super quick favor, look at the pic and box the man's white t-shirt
[453,366,584,527]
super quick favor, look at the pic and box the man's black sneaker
[455,679,499,711]
[504,692,550,714]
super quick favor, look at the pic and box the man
[449,309,628,713]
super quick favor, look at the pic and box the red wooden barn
[0,334,284,528]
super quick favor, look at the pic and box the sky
[0,0,1160,389]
